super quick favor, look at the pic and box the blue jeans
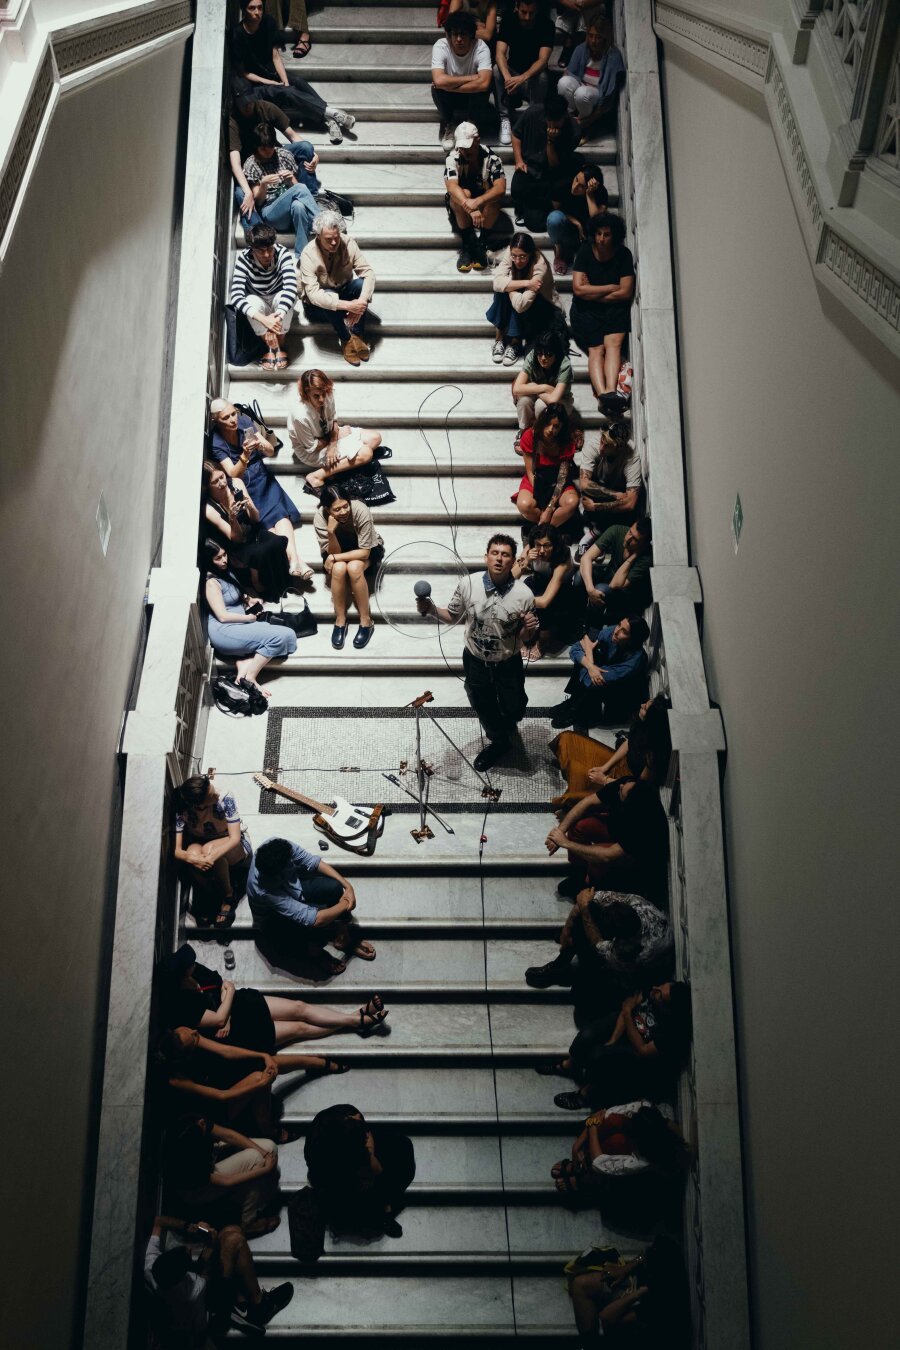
[233,142,321,227]
[303,275,367,341]
[547,209,581,259]
[485,291,555,342]
[261,182,320,257]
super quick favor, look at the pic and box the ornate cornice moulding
[651,0,900,357]
[54,0,192,79]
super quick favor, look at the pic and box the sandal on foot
[215,899,236,929]
[554,1090,589,1111]
[535,1058,573,1077]
[350,940,376,961]
[358,994,388,1032]
[292,34,311,57]
[275,1123,305,1144]
[259,353,278,371]
[311,1058,350,1076]
[273,350,288,371]
[312,951,347,977]
[554,1162,584,1195]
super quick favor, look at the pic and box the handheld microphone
[413,580,432,599]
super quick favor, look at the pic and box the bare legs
[516,488,581,529]
[328,559,372,627]
[306,429,382,492]
[265,994,378,1044]
[270,517,312,578]
[235,653,274,698]
[587,333,626,398]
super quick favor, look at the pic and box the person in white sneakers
[493,0,556,146]
[431,9,493,152]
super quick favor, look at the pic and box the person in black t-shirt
[547,161,609,273]
[510,93,580,232]
[494,0,556,142]
[570,212,635,407]
[231,0,354,144]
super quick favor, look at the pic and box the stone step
[244,378,603,425]
[269,426,521,472]
[311,8,459,44]
[299,120,616,160]
[283,244,571,290]
[276,472,520,521]
[215,645,570,675]
[222,1273,578,1339]
[275,290,574,340]
[228,334,591,383]
[269,202,566,245]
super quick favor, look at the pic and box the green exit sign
[732,493,743,554]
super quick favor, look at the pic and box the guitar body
[253,774,387,855]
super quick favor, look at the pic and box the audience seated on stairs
[551,981,693,1111]
[164,1116,281,1237]
[488,231,560,365]
[577,418,642,529]
[511,326,574,439]
[242,122,321,258]
[144,1213,294,1341]
[228,93,321,226]
[160,1026,340,1138]
[547,770,667,906]
[298,211,376,367]
[227,222,298,372]
[512,403,581,529]
[570,213,635,412]
[202,541,298,699]
[443,121,506,273]
[247,836,378,971]
[550,1099,685,1199]
[447,0,500,47]
[550,616,649,730]
[509,92,579,233]
[494,0,555,145]
[209,400,312,578]
[567,1233,692,1349]
[557,11,624,145]
[160,943,389,1047]
[202,462,292,605]
[230,0,355,145]
[574,517,652,624]
[512,522,578,659]
[416,533,539,771]
[172,776,252,931]
[313,487,384,651]
[550,693,672,808]
[288,368,382,487]
[431,10,494,152]
[547,160,609,275]
[304,1104,416,1240]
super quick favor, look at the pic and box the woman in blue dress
[203,541,297,699]
[209,398,314,581]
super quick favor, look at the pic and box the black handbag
[233,398,284,454]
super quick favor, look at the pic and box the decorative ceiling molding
[0,41,53,244]
[54,0,192,79]
[652,0,900,357]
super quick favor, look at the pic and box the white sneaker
[324,116,343,145]
[500,117,512,145]
[491,338,506,364]
[332,108,356,131]
[440,123,455,153]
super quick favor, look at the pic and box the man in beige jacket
[297,211,377,366]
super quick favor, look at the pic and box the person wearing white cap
[444,123,507,273]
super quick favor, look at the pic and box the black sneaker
[525,960,573,989]
[470,240,489,271]
[456,246,474,273]
[549,700,575,729]
[598,391,629,416]
[232,1283,295,1334]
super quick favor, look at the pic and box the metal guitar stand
[399,691,501,843]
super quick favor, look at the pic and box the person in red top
[513,404,581,529]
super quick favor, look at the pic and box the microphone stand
[398,691,501,844]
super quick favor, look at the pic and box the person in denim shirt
[550,615,649,727]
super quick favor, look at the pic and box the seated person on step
[228,221,297,371]
[575,517,652,624]
[549,615,649,729]
[558,11,625,145]
[202,541,298,700]
[247,836,377,972]
[487,231,560,366]
[578,418,642,532]
[509,92,579,234]
[512,522,578,659]
[551,691,671,808]
[570,213,635,410]
[288,368,381,488]
[448,0,498,46]
[494,0,555,145]
[298,211,376,367]
[431,10,493,151]
[242,122,320,259]
[550,1099,685,1200]
[511,326,574,448]
[172,775,252,929]
[202,461,292,604]
[228,91,321,227]
[163,1116,281,1238]
[144,1213,293,1341]
[304,1104,416,1241]
[547,160,608,275]
[444,121,506,273]
[230,0,354,144]
[314,486,385,652]
[513,403,581,530]
[568,1235,692,1350]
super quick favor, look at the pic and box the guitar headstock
[254,772,276,791]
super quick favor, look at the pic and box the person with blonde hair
[297,211,376,366]
[287,369,382,490]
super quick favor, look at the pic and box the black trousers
[563,668,646,726]
[239,74,326,126]
[431,86,492,130]
[463,647,528,745]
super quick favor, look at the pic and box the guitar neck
[254,774,333,816]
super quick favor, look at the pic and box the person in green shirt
[576,517,652,621]
[511,328,574,449]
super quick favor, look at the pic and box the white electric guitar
[253,773,387,855]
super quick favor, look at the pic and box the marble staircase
[197,2,640,1339]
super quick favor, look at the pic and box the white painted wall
[0,44,186,1347]
[660,43,899,1350]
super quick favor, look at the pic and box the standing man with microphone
[415,534,538,771]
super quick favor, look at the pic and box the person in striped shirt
[228,221,297,371]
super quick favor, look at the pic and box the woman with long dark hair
[570,213,635,409]
[312,485,384,650]
[202,461,291,603]
[201,540,297,698]
[486,231,559,366]
[512,522,576,658]
[513,404,581,530]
